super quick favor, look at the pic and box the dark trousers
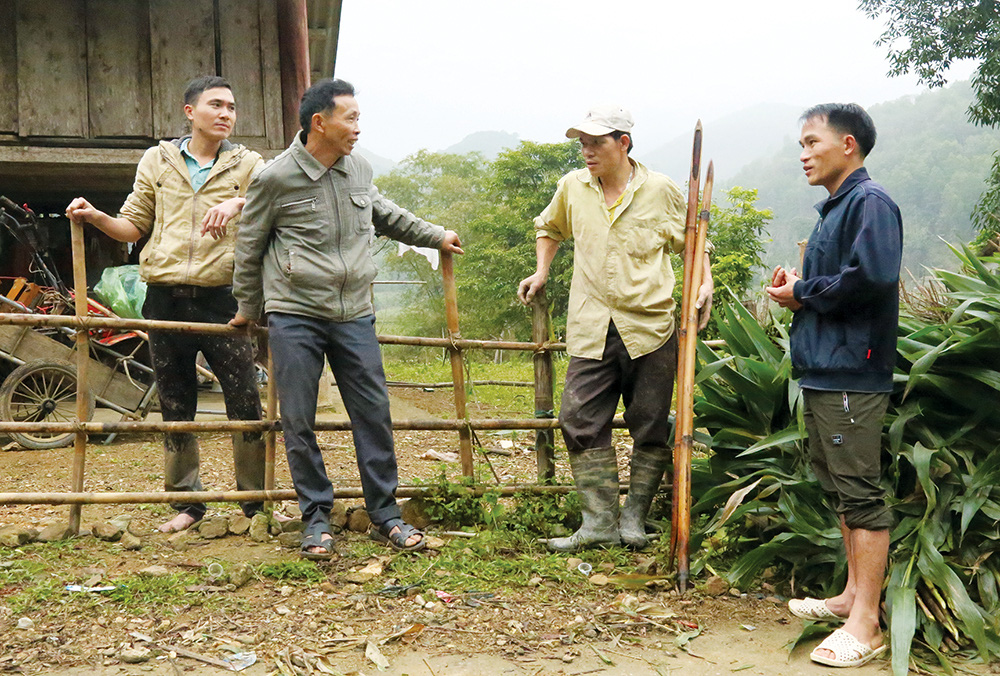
[559,323,677,452]
[267,312,402,533]
[803,389,892,531]
[143,285,265,519]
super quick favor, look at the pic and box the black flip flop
[370,518,425,552]
[300,530,334,560]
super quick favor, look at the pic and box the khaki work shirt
[535,160,687,360]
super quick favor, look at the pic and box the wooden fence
[0,221,631,532]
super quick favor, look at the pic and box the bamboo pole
[0,312,263,336]
[0,417,631,434]
[671,121,703,577]
[0,313,565,352]
[673,161,714,592]
[0,482,637,506]
[264,344,278,503]
[68,220,89,534]
[441,251,474,476]
[531,288,556,482]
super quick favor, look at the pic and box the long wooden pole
[441,252,474,476]
[0,416,630,435]
[68,220,90,533]
[0,313,565,352]
[0,482,622,506]
[264,344,278,503]
[673,162,714,592]
[671,122,703,574]
[531,289,556,482]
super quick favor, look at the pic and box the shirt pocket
[349,190,374,235]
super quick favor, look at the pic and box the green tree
[373,150,489,340]
[860,0,1000,242]
[707,186,772,304]
[459,141,581,342]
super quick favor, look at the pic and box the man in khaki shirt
[518,105,713,552]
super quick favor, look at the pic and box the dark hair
[610,130,634,154]
[183,75,231,106]
[299,78,356,133]
[800,103,877,157]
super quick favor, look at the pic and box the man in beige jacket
[518,105,713,552]
[66,76,268,533]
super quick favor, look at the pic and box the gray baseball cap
[566,104,634,138]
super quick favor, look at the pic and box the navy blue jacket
[790,167,903,392]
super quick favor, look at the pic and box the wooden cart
[0,277,157,450]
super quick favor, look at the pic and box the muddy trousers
[559,323,677,453]
[267,312,402,534]
[144,285,266,520]
[559,324,677,547]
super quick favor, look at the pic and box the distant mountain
[639,103,803,181]
[730,81,1000,274]
[356,146,397,176]
[445,130,520,159]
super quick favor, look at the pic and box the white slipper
[788,597,848,622]
[810,629,887,667]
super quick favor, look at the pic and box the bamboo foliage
[691,245,1000,673]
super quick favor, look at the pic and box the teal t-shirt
[180,138,215,192]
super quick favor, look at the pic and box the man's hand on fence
[517,272,546,306]
[441,230,464,255]
[229,313,254,329]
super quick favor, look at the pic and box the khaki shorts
[802,389,892,531]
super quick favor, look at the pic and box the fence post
[68,221,90,533]
[440,252,474,477]
[531,289,555,482]
[264,343,277,499]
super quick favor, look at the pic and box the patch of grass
[368,529,631,596]
[6,576,64,615]
[258,561,325,583]
[0,559,47,585]
[106,572,201,613]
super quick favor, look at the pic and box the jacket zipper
[330,180,348,320]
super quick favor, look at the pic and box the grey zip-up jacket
[233,134,445,321]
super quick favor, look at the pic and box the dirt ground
[0,387,961,675]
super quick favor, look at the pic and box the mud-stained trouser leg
[200,327,266,518]
[619,333,677,548]
[145,303,205,520]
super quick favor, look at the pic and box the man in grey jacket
[232,78,463,559]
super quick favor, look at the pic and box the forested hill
[729,82,1000,274]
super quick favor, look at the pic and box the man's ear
[311,112,326,134]
[183,104,194,122]
[843,134,859,157]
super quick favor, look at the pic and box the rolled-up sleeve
[534,176,572,243]
[118,147,159,236]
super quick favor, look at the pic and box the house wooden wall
[0,0,284,149]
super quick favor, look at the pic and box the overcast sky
[334,0,976,161]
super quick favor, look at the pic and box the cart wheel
[0,359,95,450]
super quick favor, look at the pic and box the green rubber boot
[548,447,621,552]
[619,445,670,549]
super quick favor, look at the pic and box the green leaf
[888,585,916,676]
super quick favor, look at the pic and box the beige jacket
[535,160,688,360]
[119,138,264,287]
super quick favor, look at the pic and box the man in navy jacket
[767,103,902,668]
